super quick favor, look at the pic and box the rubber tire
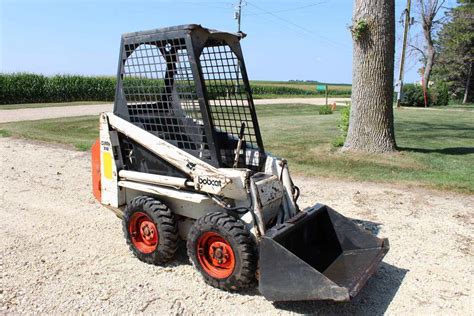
[123,196,179,265]
[187,212,257,291]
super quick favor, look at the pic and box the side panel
[100,114,125,207]
[108,113,249,200]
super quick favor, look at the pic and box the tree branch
[408,44,427,60]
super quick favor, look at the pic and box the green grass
[0,101,111,110]
[0,116,99,150]
[430,103,474,111]
[0,104,472,193]
[0,129,11,137]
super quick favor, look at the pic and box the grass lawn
[0,101,111,110]
[430,103,474,111]
[1,104,472,193]
[0,116,98,151]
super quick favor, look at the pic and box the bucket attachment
[259,204,389,302]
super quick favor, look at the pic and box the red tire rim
[129,212,158,254]
[197,232,235,279]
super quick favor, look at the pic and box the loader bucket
[259,204,389,302]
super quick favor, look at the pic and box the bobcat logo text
[198,177,222,188]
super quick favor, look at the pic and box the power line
[245,1,349,50]
[244,1,327,16]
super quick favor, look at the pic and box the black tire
[187,212,257,291]
[123,196,179,265]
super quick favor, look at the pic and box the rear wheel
[187,212,257,291]
[123,196,178,265]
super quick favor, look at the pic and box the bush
[399,82,450,107]
[318,104,333,115]
[400,84,429,107]
[333,105,351,147]
[431,82,449,106]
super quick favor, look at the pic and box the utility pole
[396,0,412,108]
[234,0,243,33]
[234,0,244,89]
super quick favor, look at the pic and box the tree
[415,0,447,86]
[432,1,474,103]
[344,0,397,153]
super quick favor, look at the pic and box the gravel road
[0,98,350,123]
[1,137,472,314]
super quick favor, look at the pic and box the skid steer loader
[91,24,389,302]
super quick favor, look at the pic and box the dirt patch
[1,138,472,314]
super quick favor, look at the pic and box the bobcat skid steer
[91,25,389,302]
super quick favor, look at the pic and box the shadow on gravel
[272,262,408,315]
[239,218,405,314]
[168,241,192,267]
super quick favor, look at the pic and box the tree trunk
[344,0,397,153]
[463,62,472,104]
[423,26,435,94]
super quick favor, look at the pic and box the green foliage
[431,81,450,106]
[400,84,429,107]
[351,19,369,41]
[4,105,472,192]
[0,73,352,105]
[0,129,11,137]
[333,105,351,147]
[0,73,115,104]
[339,105,350,134]
[432,1,474,102]
[400,83,450,107]
[318,104,333,115]
[250,85,350,97]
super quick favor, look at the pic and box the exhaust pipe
[259,204,389,302]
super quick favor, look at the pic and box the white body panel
[98,112,300,240]
[99,114,124,207]
[107,113,248,200]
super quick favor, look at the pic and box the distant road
[0,98,350,123]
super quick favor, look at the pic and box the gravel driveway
[1,137,472,314]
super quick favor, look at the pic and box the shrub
[338,105,350,134]
[431,82,449,106]
[333,105,351,147]
[400,84,429,107]
[318,104,333,115]
[400,82,450,107]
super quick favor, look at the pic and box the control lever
[233,122,246,168]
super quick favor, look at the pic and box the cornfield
[0,73,351,105]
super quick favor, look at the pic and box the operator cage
[113,24,266,173]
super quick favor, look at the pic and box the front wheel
[187,212,257,291]
[122,196,179,265]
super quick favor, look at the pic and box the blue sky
[0,0,454,83]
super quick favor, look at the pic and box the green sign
[316,84,327,91]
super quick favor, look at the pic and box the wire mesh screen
[122,39,211,161]
[200,44,261,168]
